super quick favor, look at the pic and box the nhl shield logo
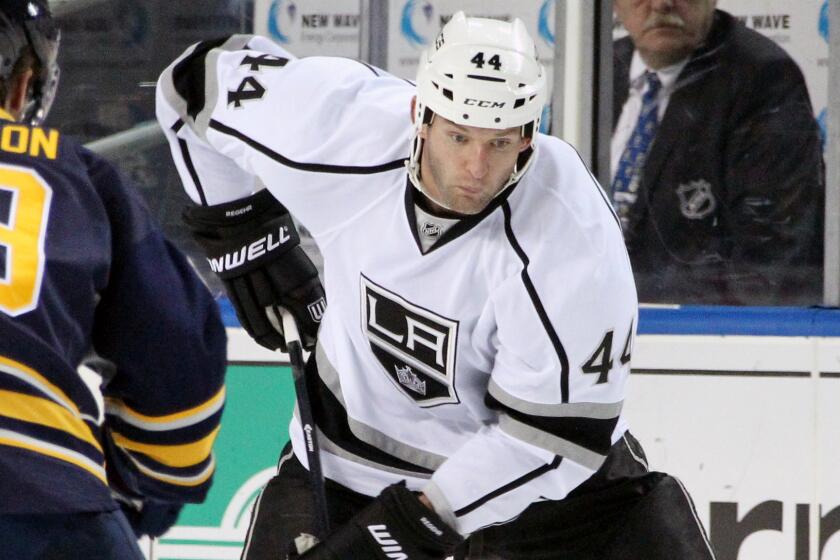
[420,221,442,239]
[307,297,327,322]
[360,274,459,407]
[676,179,716,220]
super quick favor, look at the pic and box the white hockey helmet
[407,11,548,203]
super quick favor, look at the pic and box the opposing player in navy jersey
[0,2,227,558]
[159,12,715,560]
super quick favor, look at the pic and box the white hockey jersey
[157,35,638,535]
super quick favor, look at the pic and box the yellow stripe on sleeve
[111,426,221,468]
[0,356,82,416]
[0,432,107,484]
[0,389,101,453]
[128,451,216,487]
[105,386,225,431]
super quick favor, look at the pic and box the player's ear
[5,68,34,121]
[410,96,417,124]
[519,135,532,152]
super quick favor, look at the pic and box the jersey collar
[404,176,520,255]
[0,108,15,122]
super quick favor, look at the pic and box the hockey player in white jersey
[157,12,716,560]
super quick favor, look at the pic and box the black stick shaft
[282,312,330,539]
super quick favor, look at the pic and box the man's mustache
[643,13,686,31]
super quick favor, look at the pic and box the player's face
[614,0,717,69]
[419,117,531,215]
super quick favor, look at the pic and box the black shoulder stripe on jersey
[501,201,572,402]
[355,59,381,76]
[485,393,618,456]
[306,357,434,475]
[208,119,407,174]
[453,456,562,518]
[176,132,208,206]
[172,36,231,120]
[350,59,413,86]
[565,142,621,232]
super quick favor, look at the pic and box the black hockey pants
[240,433,716,559]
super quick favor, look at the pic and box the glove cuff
[183,190,301,279]
[380,483,463,550]
[182,189,288,229]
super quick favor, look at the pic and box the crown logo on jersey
[420,222,442,239]
[395,365,427,396]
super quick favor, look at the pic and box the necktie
[611,71,662,228]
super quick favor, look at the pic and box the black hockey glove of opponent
[103,429,183,538]
[114,492,183,538]
[298,483,463,560]
[183,190,325,352]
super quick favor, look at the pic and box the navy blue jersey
[0,109,227,513]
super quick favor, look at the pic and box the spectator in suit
[611,0,824,305]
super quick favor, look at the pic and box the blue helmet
[0,0,60,124]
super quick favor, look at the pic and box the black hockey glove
[183,190,325,351]
[114,492,183,538]
[299,483,463,560]
[104,429,184,538]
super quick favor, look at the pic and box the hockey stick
[280,309,331,540]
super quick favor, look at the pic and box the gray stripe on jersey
[104,394,224,431]
[313,344,447,472]
[159,34,253,142]
[498,415,606,471]
[158,41,200,128]
[488,379,623,419]
[0,361,77,415]
[311,423,433,480]
[0,429,106,480]
[195,35,254,139]
[421,481,460,531]
[346,417,446,471]
[127,448,216,485]
[315,343,346,406]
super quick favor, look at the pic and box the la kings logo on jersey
[361,275,459,407]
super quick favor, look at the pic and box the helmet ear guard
[407,11,548,210]
[0,0,60,125]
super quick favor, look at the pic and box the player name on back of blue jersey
[0,123,59,159]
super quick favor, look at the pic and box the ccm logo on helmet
[208,227,291,273]
[464,98,505,108]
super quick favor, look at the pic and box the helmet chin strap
[405,110,467,214]
[405,131,468,215]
